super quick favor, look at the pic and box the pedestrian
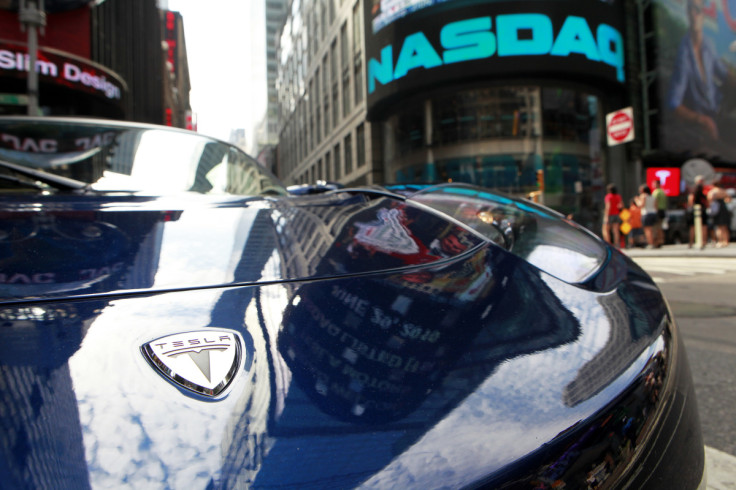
[636,185,657,248]
[602,183,623,248]
[651,180,667,247]
[687,175,709,249]
[707,176,732,247]
[627,197,644,248]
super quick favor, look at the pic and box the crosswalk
[630,257,736,282]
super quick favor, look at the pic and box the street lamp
[19,0,46,116]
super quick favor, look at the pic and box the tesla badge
[141,330,243,398]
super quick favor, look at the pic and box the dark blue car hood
[0,191,494,304]
[0,190,687,489]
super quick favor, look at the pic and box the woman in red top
[602,183,623,248]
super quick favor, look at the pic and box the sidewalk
[623,242,736,258]
[706,446,736,490]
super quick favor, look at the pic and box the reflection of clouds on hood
[361,273,617,488]
[152,207,258,288]
[68,289,273,488]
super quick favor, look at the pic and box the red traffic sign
[606,107,635,146]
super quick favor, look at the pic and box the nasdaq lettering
[368,13,624,93]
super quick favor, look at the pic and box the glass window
[341,23,351,117]
[334,143,341,179]
[542,88,596,143]
[392,102,424,154]
[340,22,349,69]
[331,40,340,125]
[432,87,541,145]
[322,55,330,134]
[354,59,363,105]
[352,0,362,55]
[344,133,353,174]
[325,151,332,181]
[356,123,366,167]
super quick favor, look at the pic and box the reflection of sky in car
[95,131,216,192]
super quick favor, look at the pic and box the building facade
[275,0,736,231]
[276,0,375,189]
[0,0,191,127]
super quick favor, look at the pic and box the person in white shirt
[635,185,658,248]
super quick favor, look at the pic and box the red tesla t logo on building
[646,167,681,196]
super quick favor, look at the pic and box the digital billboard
[646,167,681,196]
[364,0,626,119]
[654,0,736,161]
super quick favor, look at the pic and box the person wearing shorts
[636,185,658,248]
[602,183,623,248]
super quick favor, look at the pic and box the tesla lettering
[153,335,232,351]
[368,13,624,93]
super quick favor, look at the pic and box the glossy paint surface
[0,190,703,488]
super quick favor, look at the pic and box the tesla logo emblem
[141,330,243,398]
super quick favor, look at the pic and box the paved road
[629,252,736,489]
[630,256,736,283]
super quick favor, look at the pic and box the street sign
[606,107,635,146]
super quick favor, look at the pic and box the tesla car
[0,117,705,489]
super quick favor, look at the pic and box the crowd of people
[601,175,732,250]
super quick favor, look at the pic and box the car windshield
[0,118,287,196]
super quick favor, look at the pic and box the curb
[620,244,736,259]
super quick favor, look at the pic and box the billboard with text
[364,0,626,119]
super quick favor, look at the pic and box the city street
[629,249,736,489]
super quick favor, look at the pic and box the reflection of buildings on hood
[562,280,666,407]
[276,214,582,424]
[270,194,371,279]
[0,209,178,487]
[201,197,586,488]
[241,251,582,488]
[563,291,647,407]
[0,303,101,489]
[209,209,281,487]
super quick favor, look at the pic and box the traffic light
[536,169,545,191]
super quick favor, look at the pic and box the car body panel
[0,118,705,489]
[0,203,703,489]
[0,192,488,304]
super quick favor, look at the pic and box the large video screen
[364,0,626,119]
[654,0,736,162]
[370,0,453,33]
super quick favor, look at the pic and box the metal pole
[694,204,703,248]
[19,0,46,116]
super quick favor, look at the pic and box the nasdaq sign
[369,14,624,94]
[363,1,626,119]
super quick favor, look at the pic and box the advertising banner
[654,0,736,161]
[0,41,126,108]
[364,0,626,119]
[163,10,180,75]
